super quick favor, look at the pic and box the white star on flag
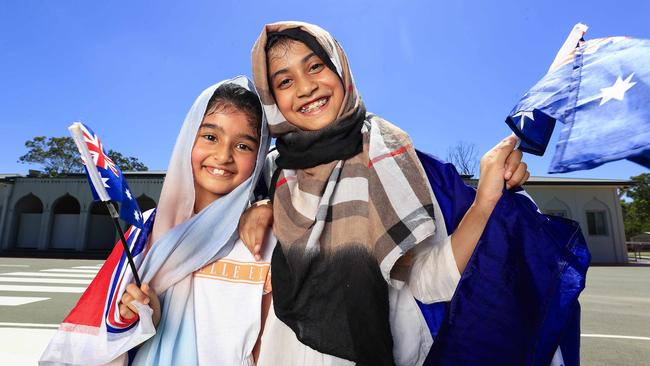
[513,111,534,129]
[125,188,132,200]
[101,177,110,188]
[134,210,141,222]
[599,73,637,106]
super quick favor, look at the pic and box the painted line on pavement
[0,264,29,267]
[72,265,103,269]
[0,322,58,328]
[0,277,91,285]
[0,285,86,293]
[582,333,650,341]
[41,269,98,274]
[0,296,50,306]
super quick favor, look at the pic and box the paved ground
[0,257,648,365]
[0,257,103,365]
[580,265,650,365]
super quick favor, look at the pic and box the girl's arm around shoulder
[239,200,273,261]
[239,149,278,261]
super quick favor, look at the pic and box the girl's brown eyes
[278,79,292,88]
[236,143,256,152]
[309,63,324,72]
[201,136,254,152]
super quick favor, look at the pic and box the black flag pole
[105,201,141,287]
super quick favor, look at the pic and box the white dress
[193,235,275,366]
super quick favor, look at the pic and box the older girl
[239,22,530,366]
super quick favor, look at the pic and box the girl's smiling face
[267,40,344,131]
[191,111,259,212]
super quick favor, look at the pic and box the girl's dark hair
[205,83,263,133]
[265,28,337,74]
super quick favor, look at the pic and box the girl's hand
[475,135,530,212]
[118,283,161,328]
[239,202,273,261]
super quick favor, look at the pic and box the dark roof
[523,176,634,187]
[123,171,167,177]
[0,174,22,182]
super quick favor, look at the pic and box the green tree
[621,173,650,239]
[18,136,148,177]
[107,150,148,172]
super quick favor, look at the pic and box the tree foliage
[107,150,148,172]
[446,141,479,177]
[18,136,148,177]
[621,173,650,239]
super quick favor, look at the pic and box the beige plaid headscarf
[252,21,438,365]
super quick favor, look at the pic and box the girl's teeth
[212,168,226,176]
[300,98,327,113]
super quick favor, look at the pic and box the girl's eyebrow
[238,133,260,145]
[269,52,317,81]
[199,123,220,130]
[199,123,259,145]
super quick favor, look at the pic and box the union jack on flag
[69,122,144,228]
[82,125,120,177]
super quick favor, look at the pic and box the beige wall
[525,185,627,264]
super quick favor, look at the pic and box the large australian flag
[416,151,589,366]
[506,24,650,173]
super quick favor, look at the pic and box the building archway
[50,195,81,249]
[86,201,117,251]
[583,198,611,237]
[543,197,572,219]
[583,197,616,262]
[13,194,43,248]
[136,195,157,213]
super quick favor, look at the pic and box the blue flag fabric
[506,36,650,173]
[415,151,590,366]
[79,123,144,228]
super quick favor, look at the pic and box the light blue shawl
[131,76,270,365]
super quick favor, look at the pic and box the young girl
[239,22,530,366]
[41,76,273,366]
[120,78,274,366]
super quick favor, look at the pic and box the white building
[0,172,163,257]
[0,173,633,264]
[522,177,632,264]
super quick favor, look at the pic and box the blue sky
[1,0,648,179]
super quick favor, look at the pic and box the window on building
[586,211,608,236]
[545,209,568,218]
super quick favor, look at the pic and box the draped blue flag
[506,24,650,173]
[416,151,590,366]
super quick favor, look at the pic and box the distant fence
[626,241,650,261]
